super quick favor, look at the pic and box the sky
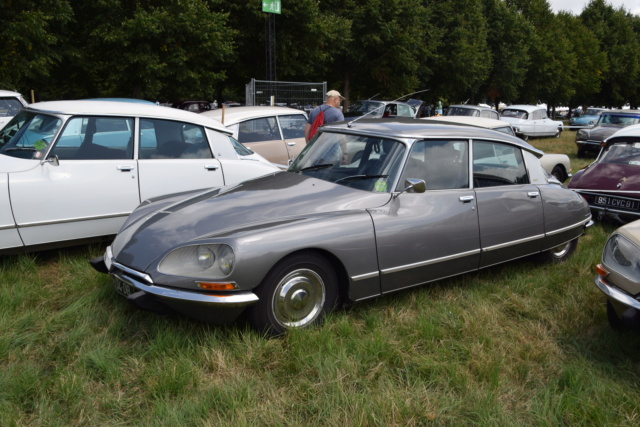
[548,0,640,15]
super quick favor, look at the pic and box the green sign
[262,0,281,14]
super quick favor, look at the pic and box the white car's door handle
[287,142,296,146]
[528,191,539,198]
[204,165,219,171]
[117,165,134,172]
[459,195,474,203]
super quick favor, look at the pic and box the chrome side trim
[113,272,259,307]
[381,249,481,275]
[382,267,478,294]
[18,212,130,228]
[351,271,380,281]
[482,234,544,252]
[0,224,16,231]
[594,275,640,311]
[545,218,592,236]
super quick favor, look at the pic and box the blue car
[569,108,607,128]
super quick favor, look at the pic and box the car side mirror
[43,155,59,167]
[394,178,426,197]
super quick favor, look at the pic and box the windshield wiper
[335,174,388,183]
[4,147,37,152]
[299,163,334,172]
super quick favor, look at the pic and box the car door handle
[117,165,134,172]
[204,165,219,171]
[459,195,474,203]
[287,142,296,147]
[528,191,539,198]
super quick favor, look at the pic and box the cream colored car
[202,106,308,167]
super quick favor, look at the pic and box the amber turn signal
[197,282,236,291]
[595,264,609,277]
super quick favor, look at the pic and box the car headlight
[158,244,235,278]
[603,234,640,280]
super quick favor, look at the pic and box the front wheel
[551,165,566,183]
[536,238,577,263]
[247,253,339,336]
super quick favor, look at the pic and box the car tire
[247,252,339,336]
[551,165,566,183]
[555,130,562,138]
[536,238,577,263]
[577,146,586,158]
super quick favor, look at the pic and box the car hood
[569,162,640,194]
[0,154,41,173]
[580,125,621,141]
[111,172,392,269]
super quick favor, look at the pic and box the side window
[401,140,469,190]
[473,141,529,188]
[397,104,413,117]
[51,116,133,160]
[237,117,279,143]
[138,119,212,159]
[278,114,307,139]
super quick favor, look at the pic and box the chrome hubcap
[272,268,325,328]
[551,242,571,258]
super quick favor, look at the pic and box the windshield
[600,142,640,165]
[584,108,604,116]
[597,114,640,126]
[348,101,386,117]
[446,106,478,117]
[501,109,528,119]
[289,131,406,192]
[0,111,62,159]
[0,97,24,117]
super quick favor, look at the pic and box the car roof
[322,117,543,155]
[602,109,640,115]
[448,104,494,111]
[201,106,307,125]
[355,99,411,105]
[502,105,544,112]
[421,116,510,129]
[26,100,230,133]
[0,90,24,98]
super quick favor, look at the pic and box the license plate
[594,195,640,211]
[114,278,135,297]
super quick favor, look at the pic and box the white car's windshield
[349,101,386,117]
[289,131,406,192]
[446,106,478,117]
[501,109,528,119]
[0,111,62,159]
[0,97,24,117]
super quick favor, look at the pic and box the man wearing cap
[304,90,345,142]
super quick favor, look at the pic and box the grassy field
[2,131,640,425]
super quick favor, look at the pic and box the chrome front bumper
[594,275,640,312]
[103,246,259,309]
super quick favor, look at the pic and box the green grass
[2,132,640,425]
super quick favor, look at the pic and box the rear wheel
[247,253,339,336]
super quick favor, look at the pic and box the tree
[0,0,73,98]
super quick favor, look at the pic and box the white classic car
[202,106,308,167]
[500,105,563,140]
[0,90,28,129]
[0,100,279,253]
[422,116,572,182]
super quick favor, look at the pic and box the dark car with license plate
[91,118,592,335]
[568,124,640,223]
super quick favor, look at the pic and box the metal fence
[245,79,326,111]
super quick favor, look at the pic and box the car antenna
[347,89,430,128]
[367,93,380,100]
